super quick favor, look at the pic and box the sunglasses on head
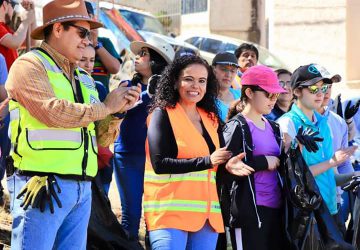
[137,50,150,57]
[68,24,91,40]
[305,84,329,94]
[253,86,280,99]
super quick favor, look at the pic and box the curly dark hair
[149,55,219,121]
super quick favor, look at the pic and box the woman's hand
[225,152,255,176]
[266,156,280,171]
[210,147,232,166]
[330,146,358,167]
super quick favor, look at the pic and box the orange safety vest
[144,103,224,233]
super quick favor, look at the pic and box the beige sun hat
[130,36,175,64]
[31,0,103,40]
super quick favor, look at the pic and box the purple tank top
[246,117,282,208]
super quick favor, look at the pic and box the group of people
[0,0,359,250]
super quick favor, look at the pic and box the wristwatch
[94,41,103,50]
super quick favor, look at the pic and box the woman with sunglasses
[113,36,174,240]
[278,64,355,224]
[265,69,293,121]
[218,65,287,250]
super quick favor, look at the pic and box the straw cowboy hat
[130,36,175,64]
[31,0,102,40]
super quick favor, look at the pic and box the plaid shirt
[5,42,121,147]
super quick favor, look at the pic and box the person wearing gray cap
[277,64,357,238]
[212,52,241,122]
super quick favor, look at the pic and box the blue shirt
[217,88,241,122]
[114,81,150,154]
[0,54,7,85]
[279,103,337,214]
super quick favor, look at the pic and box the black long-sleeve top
[147,108,220,174]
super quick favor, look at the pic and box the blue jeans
[113,152,145,239]
[149,221,219,250]
[0,115,10,179]
[8,173,92,250]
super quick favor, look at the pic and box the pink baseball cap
[241,65,287,93]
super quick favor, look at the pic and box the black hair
[132,48,169,85]
[43,21,74,41]
[234,43,259,60]
[149,55,219,121]
[148,48,168,75]
[275,68,292,77]
[227,85,259,120]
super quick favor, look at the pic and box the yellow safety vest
[9,49,99,178]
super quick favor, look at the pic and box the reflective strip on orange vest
[144,200,208,213]
[144,170,216,183]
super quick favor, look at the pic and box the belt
[15,168,94,182]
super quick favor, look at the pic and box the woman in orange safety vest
[144,55,234,249]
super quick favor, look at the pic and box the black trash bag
[87,175,144,250]
[282,146,354,250]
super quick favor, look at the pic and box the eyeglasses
[137,50,150,57]
[306,85,329,94]
[279,80,291,88]
[253,87,280,99]
[5,0,17,8]
[68,24,91,40]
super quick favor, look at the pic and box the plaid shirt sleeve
[5,52,112,128]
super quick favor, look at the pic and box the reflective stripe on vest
[144,103,224,233]
[144,200,208,213]
[144,200,222,214]
[8,49,98,177]
[144,170,216,183]
[32,50,63,73]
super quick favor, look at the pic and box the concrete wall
[209,0,251,40]
[181,11,211,35]
[271,0,358,96]
[272,0,346,73]
[346,0,360,88]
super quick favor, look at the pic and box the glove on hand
[295,126,324,153]
[17,175,62,214]
[344,99,360,120]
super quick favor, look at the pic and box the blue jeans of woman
[8,172,92,250]
[114,152,145,239]
[149,221,219,250]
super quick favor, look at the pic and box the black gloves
[344,99,360,120]
[295,126,324,153]
[17,175,62,214]
[335,94,360,120]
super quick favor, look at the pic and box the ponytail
[226,85,256,120]
[227,99,245,120]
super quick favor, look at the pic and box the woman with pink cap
[217,65,287,250]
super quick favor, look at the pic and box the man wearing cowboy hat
[4,0,141,249]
